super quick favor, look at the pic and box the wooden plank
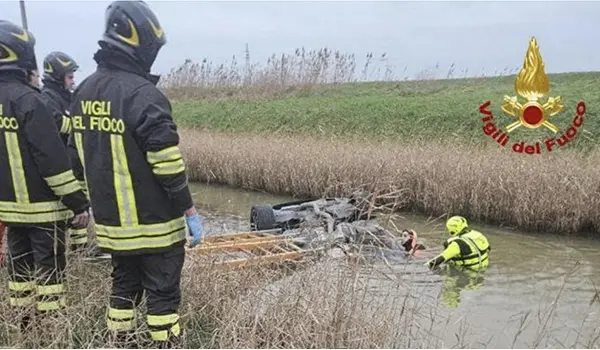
[194,240,294,254]
[206,235,287,246]
[200,229,281,243]
[213,251,304,269]
[195,234,294,251]
[189,245,328,269]
[184,229,326,269]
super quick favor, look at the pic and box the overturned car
[249,191,375,233]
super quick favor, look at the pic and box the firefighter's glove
[425,256,444,270]
[71,209,90,230]
[185,214,204,248]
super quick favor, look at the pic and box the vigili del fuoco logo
[479,37,586,154]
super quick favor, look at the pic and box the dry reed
[159,46,521,100]
[180,129,600,235]
[0,242,597,348]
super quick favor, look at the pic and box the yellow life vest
[444,229,490,271]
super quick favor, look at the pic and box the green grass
[171,72,600,148]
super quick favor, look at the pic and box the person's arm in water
[426,240,461,269]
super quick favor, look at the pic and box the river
[188,182,600,348]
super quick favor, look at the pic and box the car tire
[250,205,276,231]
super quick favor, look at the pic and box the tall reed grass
[180,129,600,235]
[159,46,522,99]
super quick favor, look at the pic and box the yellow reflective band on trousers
[9,280,35,307]
[0,200,72,223]
[44,169,80,196]
[111,134,138,227]
[96,217,186,251]
[107,307,136,332]
[70,227,88,245]
[148,314,181,341]
[60,115,71,134]
[9,281,35,291]
[146,146,186,176]
[10,296,35,307]
[36,283,66,311]
[5,132,28,203]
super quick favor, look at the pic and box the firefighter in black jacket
[68,1,204,347]
[41,51,107,259]
[0,20,90,326]
[41,52,85,250]
[41,52,78,146]
[24,65,67,143]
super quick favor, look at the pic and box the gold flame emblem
[501,37,564,133]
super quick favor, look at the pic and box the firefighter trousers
[107,244,185,344]
[6,223,67,313]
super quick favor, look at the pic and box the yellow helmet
[446,216,468,236]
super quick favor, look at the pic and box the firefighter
[67,1,204,347]
[41,52,78,146]
[21,59,65,134]
[0,20,90,328]
[41,51,108,259]
[425,216,491,271]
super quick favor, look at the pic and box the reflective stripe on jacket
[0,72,89,225]
[41,80,73,145]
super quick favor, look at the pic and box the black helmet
[43,51,79,83]
[0,20,37,72]
[100,0,166,72]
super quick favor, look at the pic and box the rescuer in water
[425,216,490,271]
[425,216,490,308]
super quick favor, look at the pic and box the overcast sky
[1,1,598,81]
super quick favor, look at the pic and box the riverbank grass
[169,71,600,149]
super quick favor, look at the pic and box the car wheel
[250,205,276,231]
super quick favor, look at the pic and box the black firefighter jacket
[41,80,73,145]
[67,48,194,256]
[0,71,89,226]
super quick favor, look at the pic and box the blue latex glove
[185,214,204,248]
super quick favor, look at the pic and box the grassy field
[168,72,600,150]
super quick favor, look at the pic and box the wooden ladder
[186,229,317,268]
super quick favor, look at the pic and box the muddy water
[189,183,600,348]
